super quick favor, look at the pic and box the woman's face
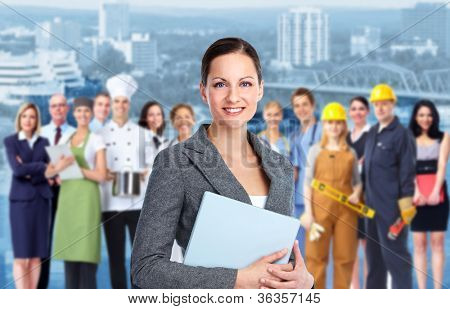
[20,108,37,134]
[73,106,92,127]
[416,106,433,133]
[349,100,369,126]
[263,105,283,129]
[173,107,194,136]
[324,120,345,139]
[146,105,164,132]
[200,52,263,129]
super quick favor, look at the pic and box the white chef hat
[106,74,138,101]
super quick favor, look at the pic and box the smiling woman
[49,97,107,289]
[131,37,314,289]
[3,103,52,289]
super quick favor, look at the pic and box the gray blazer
[131,124,295,289]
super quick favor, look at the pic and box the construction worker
[302,102,362,288]
[363,84,417,289]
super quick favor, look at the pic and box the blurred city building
[277,7,329,67]
[36,17,82,51]
[0,27,36,55]
[391,37,439,56]
[108,33,157,75]
[402,2,450,57]
[99,0,130,40]
[350,26,381,57]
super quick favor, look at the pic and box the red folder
[416,174,444,206]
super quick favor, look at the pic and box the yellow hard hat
[370,84,397,103]
[321,102,347,121]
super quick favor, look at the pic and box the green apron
[53,132,101,264]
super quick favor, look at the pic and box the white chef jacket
[40,121,76,146]
[99,119,151,212]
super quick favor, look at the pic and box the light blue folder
[183,191,300,269]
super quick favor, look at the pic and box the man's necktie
[54,126,62,145]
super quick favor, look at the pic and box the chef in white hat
[99,73,151,289]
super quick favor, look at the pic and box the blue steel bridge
[264,62,450,103]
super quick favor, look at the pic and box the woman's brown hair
[138,101,166,136]
[201,37,262,86]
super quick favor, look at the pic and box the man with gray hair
[39,93,76,288]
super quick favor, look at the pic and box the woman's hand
[348,191,360,205]
[140,169,149,181]
[80,168,88,179]
[427,189,441,206]
[413,188,427,206]
[105,169,115,181]
[16,155,23,164]
[358,157,364,166]
[54,155,75,173]
[234,248,291,289]
[299,212,314,231]
[260,240,314,289]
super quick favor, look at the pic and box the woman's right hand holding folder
[234,240,314,289]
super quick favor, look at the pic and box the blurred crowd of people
[3,74,449,289]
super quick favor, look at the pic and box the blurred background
[0,0,449,288]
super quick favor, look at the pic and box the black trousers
[366,217,412,289]
[102,210,140,289]
[64,261,98,289]
[37,185,59,289]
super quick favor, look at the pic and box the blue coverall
[363,116,416,289]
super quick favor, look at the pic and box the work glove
[309,222,325,242]
[300,213,325,241]
[398,197,416,225]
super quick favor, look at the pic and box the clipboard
[45,144,83,180]
[183,191,300,269]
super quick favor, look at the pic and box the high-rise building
[109,33,158,75]
[402,2,449,56]
[36,17,82,51]
[277,7,329,67]
[79,37,102,68]
[130,33,157,75]
[350,26,381,57]
[277,13,292,65]
[99,0,130,40]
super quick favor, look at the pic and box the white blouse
[70,133,106,169]
[249,195,268,209]
[18,131,39,148]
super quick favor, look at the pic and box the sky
[1,0,449,10]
